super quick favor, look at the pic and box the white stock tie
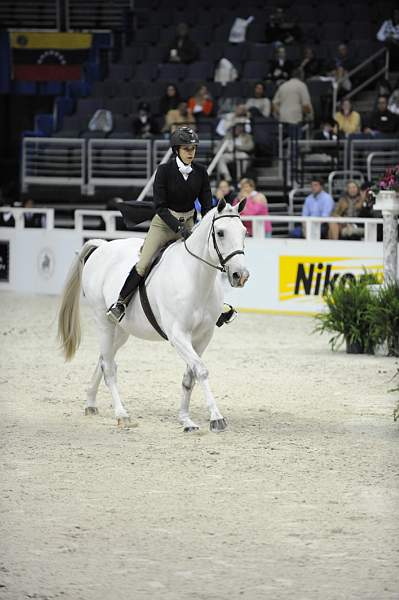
[178,164,192,180]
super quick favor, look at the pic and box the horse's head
[210,198,250,288]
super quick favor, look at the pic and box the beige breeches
[135,210,195,276]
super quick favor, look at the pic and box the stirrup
[106,301,126,324]
[216,304,238,327]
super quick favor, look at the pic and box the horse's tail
[58,239,106,361]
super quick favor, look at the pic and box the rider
[106,126,237,326]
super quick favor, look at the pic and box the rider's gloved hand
[178,223,191,240]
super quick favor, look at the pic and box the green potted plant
[368,280,399,357]
[314,273,379,354]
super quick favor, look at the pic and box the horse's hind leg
[85,327,129,416]
[179,367,199,432]
[97,322,131,426]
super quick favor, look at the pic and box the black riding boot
[216,304,238,327]
[106,266,143,324]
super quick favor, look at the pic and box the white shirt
[176,156,192,180]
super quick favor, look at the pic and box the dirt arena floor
[0,291,398,600]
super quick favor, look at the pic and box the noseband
[184,214,245,273]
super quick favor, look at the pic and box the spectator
[267,45,294,86]
[162,102,196,134]
[245,81,271,118]
[301,178,334,238]
[376,8,399,69]
[165,22,199,64]
[334,98,361,136]
[327,43,356,96]
[328,180,363,240]
[132,102,159,138]
[388,79,399,115]
[298,46,323,80]
[264,6,302,45]
[233,178,272,237]
[313,119,338,140]
[217,123,255,182]
[159,83,182,117]
[0,201,15,227]
[272,68,313,125]
[23,198,45,228]
[216,104,251,138]
[187,84,214,117]
[213,179,236,205]
[363,95,399,136]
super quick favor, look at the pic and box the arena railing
[0,207,54,229]
[350,138,399,175]
[68,210,382,243]
[332,47,389,116]
[87,138,151,195]
[367,150,399,182]
[295,139,348,187]
[21,137,86,194]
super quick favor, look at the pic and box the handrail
[136,147,173,202]
[332,47,389,115]
[207,138,230,176]
[367,151,399,181]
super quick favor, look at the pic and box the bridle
[184,213,245,273]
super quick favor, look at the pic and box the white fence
[0,208,389,313]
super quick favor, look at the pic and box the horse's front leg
[179,366,200,432]
[171,328,226,432]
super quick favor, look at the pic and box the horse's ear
[237,197,247,213]
[217,198,226,213]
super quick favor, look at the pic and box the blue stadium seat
[186,61,214,81]
[157,63,187,81]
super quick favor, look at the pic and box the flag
[10,32,93,81]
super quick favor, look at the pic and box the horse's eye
[217,231,224,238]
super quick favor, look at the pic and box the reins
[183,213,244,273]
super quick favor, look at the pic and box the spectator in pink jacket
[233,178,272,237]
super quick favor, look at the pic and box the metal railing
[1,0,60,30]
[0,207,54,230]
[66,0,130,31]
[332,47,389,116]
[367,151,399,182]
[350,138,399,174]
[327,170,364,197]
[87,138,151,194]
[21,137,85,193]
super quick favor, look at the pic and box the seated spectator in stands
[159,83,182,117]
[233,178,272,237]
[363,95,399,136]
[162,101,196,134]
[377,8,399,69]
[334,98,361,136]
[165,22,199,64]
[0,201,15,227]
[264,6,302,45]
[187,84,214,117]
[132,102,159,138]
[272,68,313,125]
[267,45,294,86]
[216,104,251,138]
[302,178,334,238]
[213,179,236,205]
[328,180,363,240]
[298,46,323,80]
[23,198,45,228]
[217,124,255,183]
[327,43,356,96]
[313,119,338,140]
[245,82,271,118]
[388,80,399,115]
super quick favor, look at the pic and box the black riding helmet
[170,126,199,155]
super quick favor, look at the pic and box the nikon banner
[10,32,92,81]
[225,239,384,314]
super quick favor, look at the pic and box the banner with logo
[10,32,92,81]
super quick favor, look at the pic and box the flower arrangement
[377,164,399,192]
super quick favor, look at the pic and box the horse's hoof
[117,417,137,428]
[85,407,99,415]
[184,426,200,433]
[210,418,227,432]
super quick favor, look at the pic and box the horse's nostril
[233,272,240,280]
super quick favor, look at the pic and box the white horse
[58,198,249,431]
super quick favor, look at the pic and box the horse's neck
[179,213,219,290]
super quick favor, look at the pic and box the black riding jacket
[153,158,213,232]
